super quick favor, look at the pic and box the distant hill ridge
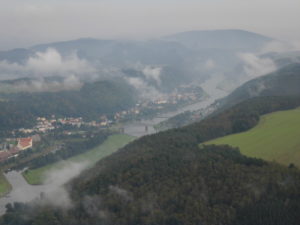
[0,29,272,63]
[164,29,272,50]
[0,29,277,93]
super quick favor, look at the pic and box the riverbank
[0,172,11,197]
[0,82,228,215]
[22,134,135,185]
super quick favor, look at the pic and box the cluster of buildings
[153,91,201,106]
[160,85,206,104]
[113,85,206,121]
[18,117,56,134]
[17,116,113,135]
[15,84,205,134]
[57,117,83,127]
[0,135,40,162]
[114,109,140,121]
[58,116,113,128]
[0,84,206,163]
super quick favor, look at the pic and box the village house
[100,121,108,126]
[19,128,34,134]
[17,137,33,150]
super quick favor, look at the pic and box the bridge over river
[0,83,228,215]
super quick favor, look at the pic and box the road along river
[0,83,228,215]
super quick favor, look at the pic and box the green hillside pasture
[204,108,300,167]
[23,134,135,185]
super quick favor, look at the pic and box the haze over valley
[0,0,300,224]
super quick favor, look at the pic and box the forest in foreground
[1,96,300,225]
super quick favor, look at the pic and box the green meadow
[205,108,300,167]
[23,134,135,185]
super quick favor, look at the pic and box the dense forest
[0,79,136,133]
[2,95,300,225]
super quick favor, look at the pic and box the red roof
[18,137,32,149]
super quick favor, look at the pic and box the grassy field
[23,134,135,185]
[0,172,12,197]
[204,108,300,167]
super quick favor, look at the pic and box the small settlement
[0,84,206,163]
[0,135,40,162]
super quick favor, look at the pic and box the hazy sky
[0,0,299,50]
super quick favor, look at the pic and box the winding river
[0,79,228,215]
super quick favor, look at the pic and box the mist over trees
[2,95,300,225]
[1,29,300,225]
[1,29,299,98]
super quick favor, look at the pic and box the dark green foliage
[183,95,300,143]
[234,197,300,225]
[2,95,300,225]
[0,79,136,132]
[157,111,193,130]
[1,202,72,225]
[0,103,35,133]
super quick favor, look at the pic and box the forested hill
[2,95,300,225]
[164,29,272,51]
[216,63,300,111]
[0,79,136,132]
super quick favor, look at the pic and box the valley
[0,87,225,213]
[0,134,134,215]
[0,23,300,224]
[23,134,135,185]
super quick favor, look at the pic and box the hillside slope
[205,108,300,166]
[216,63,300,110]
[0,79,136,133]
[2,96,300,225]
[0,30,278,93]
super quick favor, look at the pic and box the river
[0,78,228,215]
[0,170,48,215]
[123,76,227,137]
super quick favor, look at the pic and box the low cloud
[0,75,83,93]
[128,63,163,86]
[109,186,133,202]
[0,48,97,91]
[123,63,164,100]
[26,48,95,76]
[142,65,162,86]
[38,161,89,208]
[1,161,89,215]
[0,61,26,80]
[260,40,300,54]
[204,59,216,70]
[238,53,277,78]
[125,77,162,100]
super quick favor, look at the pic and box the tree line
[2,95,300,225]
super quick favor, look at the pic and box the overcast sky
[0,0,299,50]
